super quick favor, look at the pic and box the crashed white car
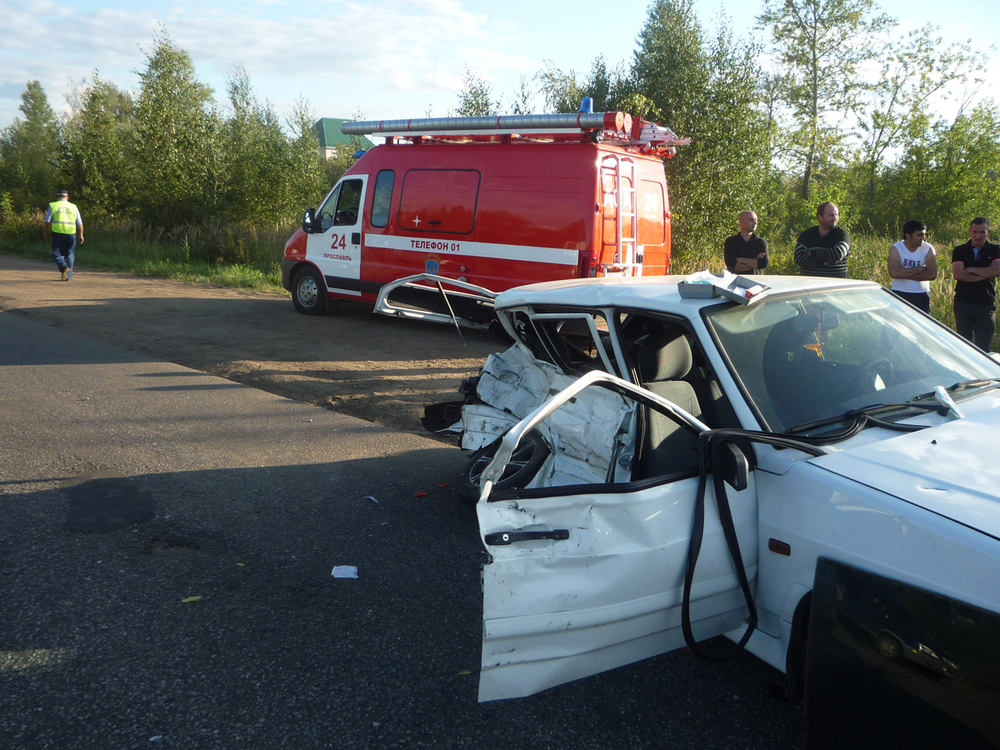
[435,274,1000,746]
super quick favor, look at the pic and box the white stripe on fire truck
[363,235,579,266]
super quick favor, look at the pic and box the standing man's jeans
[51,233,76,273]
[893,290,931,314]
[954,300,996,351]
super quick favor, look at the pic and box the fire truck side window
[333,179,362,227]
[316,184,341,232]
[371,171,394,228]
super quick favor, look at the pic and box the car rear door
[476,373,758,701]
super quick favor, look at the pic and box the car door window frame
[499,306,624,378]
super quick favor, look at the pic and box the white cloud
[0,0,532,126]
[392,73,415,90]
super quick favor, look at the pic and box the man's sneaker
[60,268,68,281]
[66,268,73,281]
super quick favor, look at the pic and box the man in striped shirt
[794,202,850,278]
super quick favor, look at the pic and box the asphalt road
[0,312,806,749]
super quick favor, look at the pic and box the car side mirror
[302,208,316,234]
[720,442,750,491]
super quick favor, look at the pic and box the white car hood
[816,405,1000,540]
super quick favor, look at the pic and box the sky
[0,0,996,132]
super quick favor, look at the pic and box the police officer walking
[44,189,84,281]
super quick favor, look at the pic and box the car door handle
[351,232,360,244]
[484,529,570,546]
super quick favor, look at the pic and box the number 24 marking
[330,234,347,250]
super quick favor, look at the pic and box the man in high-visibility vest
[43,189,84,281]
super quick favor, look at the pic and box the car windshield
[704,287,1000,432]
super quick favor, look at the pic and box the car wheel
[292,266,327,315]
[458,430,550,502]
[876,632,903,661]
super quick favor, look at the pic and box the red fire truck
[281,107,688,327]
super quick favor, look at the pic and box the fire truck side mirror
[302,208,317,234]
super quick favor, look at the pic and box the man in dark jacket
[794,202,850,278]
[952,217,1000,351]
[723,211,769,275]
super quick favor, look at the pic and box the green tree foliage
[537,57,658,120]
[758,0,893,198]
[508,76,535,115]
[632,0,710,129]
[0,80,62,212]
[223,66,290,225]
[632,1,775,257]
[882,101,1000,238]
[62,75,135,219]
[454,67,498,116]
[133,30,221,225]
[0,46,337,237]
[537,60,587,114]
[853,26,980,230]
[286,100,331,216]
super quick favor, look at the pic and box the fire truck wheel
[292,267,328,316]
[457,429,550,502]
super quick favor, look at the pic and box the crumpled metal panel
[475,346,567,417]
[459,403,519,451]
[529,392,632,487]
[461,345,632,487]
[459,346,564,451]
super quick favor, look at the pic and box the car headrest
[637,329,693,383]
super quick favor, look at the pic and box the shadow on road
[0,447,805,750]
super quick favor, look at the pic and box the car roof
[494,274,880,313]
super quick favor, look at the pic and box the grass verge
[0,218,288,295]
[0,219,983,344]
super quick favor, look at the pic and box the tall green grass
[0,213,289,294]
[0,214,984,344]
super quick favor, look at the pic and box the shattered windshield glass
[704,288,1000,432]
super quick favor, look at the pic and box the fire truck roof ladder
[341,112,690,153]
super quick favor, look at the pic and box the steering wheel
[834,358,894,402]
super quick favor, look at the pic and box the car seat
[762,313,823,428]
[635,328,702,478]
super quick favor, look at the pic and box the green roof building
[316,118,375,159]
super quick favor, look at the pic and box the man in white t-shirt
[888,220,937,314]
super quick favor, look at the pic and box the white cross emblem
[412,215,421,227]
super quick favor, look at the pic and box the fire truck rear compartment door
[397,169,480,234]
[383,169,482,283]
[638,179,666,249]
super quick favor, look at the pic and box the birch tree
[758,0,893,198]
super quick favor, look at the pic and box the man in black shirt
[794,202,851,277]
[723,211,769,275]
[952,217,1000,351]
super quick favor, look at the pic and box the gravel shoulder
[0,255,503,437]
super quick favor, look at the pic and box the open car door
[476,371,758,702]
